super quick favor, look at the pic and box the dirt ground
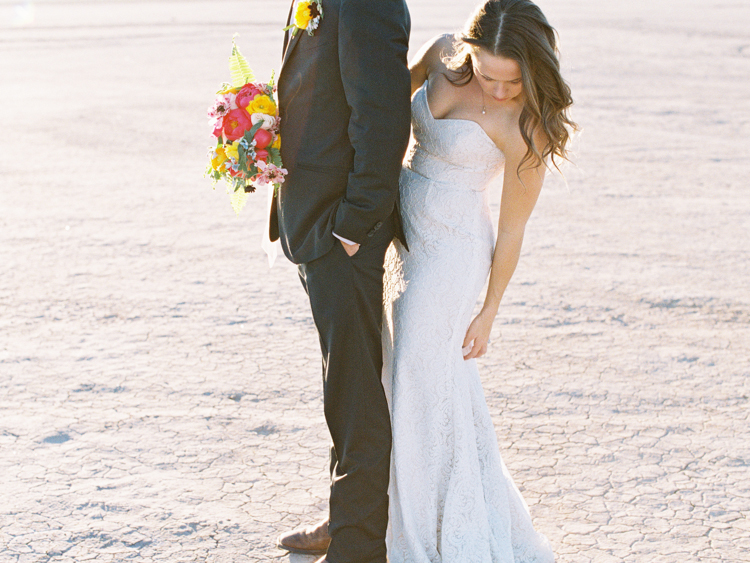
[1,1,749,561]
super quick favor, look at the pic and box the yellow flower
[224,143,239,161]
[294,1,313,30]
[218,85,240,95]
[212,147,228,171]
[271,134,281,150]
[247,95,277,116]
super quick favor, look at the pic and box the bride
[383,0,576,561]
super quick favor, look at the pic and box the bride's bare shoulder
[409,34,459,92]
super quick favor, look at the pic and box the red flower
[221,109,253,141]
[236,83,263,110]
[253,128,273,150]
[255,149,269,162]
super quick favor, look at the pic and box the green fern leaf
[267,147,282,168]
[229,39,255,88]
[230,185,248,215]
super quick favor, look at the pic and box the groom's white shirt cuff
[333,232,357,246]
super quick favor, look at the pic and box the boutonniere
[284,0,323,37]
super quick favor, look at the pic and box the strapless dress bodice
[403,84,505,192]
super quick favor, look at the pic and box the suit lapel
[280,0,301,76]
[282,0,295,54]
[281,30,302,76]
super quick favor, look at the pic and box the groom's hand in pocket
[334,232,360,256]
[340,240,360,256]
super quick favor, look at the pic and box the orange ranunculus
[211,147,228,172]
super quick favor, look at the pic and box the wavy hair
[446,0,577,174]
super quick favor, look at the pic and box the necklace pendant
[482,107,486,115]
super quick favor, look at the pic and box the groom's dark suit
[272,1,411,562]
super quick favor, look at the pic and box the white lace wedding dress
[382,84,555,563]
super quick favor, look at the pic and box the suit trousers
[298,216,395,563]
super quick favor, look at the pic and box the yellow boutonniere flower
[284,0,323,37]
[247,95,277,116]
[295,2,314,30]
[271,134,281,150]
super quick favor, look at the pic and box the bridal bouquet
[206,40,286,214]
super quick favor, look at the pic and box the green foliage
[204,162,222,186]
[229,39,254,88]
[267,147,282,168]
[230,186,248,215]
[237,144,248,172]
[243,122,264,145]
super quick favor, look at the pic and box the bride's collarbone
[426,75,482,121]
[427,76,515,149]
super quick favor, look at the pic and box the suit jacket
[270,0,411,264]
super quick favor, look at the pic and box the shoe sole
[276,539,328,556]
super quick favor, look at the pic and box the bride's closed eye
[477,71,521,85]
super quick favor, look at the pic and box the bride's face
[471,49,524,104]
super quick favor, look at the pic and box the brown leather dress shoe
[276,518,331,555]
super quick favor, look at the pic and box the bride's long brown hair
[446,0,577,174]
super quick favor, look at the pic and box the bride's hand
[462,310,494,360]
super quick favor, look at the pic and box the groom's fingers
[340,240,360,256]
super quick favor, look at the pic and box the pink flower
[221,108,253,141]
[235,83,263,110]
[207,94,236,127]
[255,160,288,187]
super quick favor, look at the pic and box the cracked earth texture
[1,0,749,562]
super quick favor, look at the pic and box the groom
[270,0,411,562]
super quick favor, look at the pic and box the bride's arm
[408,34,455,95]
[462,132,547,360]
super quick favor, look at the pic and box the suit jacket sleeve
[333,0,411,244]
